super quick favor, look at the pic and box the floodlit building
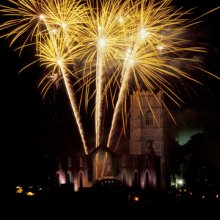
[56,91,170,191]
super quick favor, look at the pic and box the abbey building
[56,91,169,191]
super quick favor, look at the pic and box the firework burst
[0,0,89,155]
[107,0,213,149]
[0,0,45,53]
[0,0,219,162]
[77,0,132,146]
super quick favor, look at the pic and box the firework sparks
[36,1,89,155]
[78,0,131,147]
[1,0,219,164]
[107,0,213,149]
[37,33,90,155]
[42,0,87,44]
[0,0,45,53]
[0,0,89,155]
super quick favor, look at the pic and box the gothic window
[79,172,83,188]
[67,171,72,184]
[145,171,150,189]
[67,156,72,168]
[134,171,138,187]
[145,110,153,125]
[122,171,127,185]
[145,140,153,154]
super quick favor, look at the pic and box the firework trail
[0,0,45,53]
[78,0,131,147]
[107,0,211,149]
[1,0,220,166]
[42,0,89,155]
[0,0,89,154]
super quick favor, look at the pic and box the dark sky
[170,0,220,143]
[0,0,220,186]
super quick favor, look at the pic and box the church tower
[130,91,168,189]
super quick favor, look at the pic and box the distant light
[16,186,23,194]
[39,14,45,20]
[202,195,205,199]
[134,196,140,202]
[176,179,184,186]
[175,178,185,188]
[26,191,35,196]
[170,181,175,186]
[216,194,219,199]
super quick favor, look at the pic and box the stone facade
[56,91,169,191]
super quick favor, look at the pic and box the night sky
[0,0,220,187]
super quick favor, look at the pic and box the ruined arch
[90,145,116,181]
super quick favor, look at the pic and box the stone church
[56,91,169,191]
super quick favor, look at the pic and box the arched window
[145,110,153,125]
[67,156,72,168]
[122,171,127,185]
[67,171,72,184]
[134,171,138,187]
[79,172,83,188]
[145,171,150,189]
[145,140,153,154]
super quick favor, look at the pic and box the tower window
[145,140,153,154]
[145,110,153,125]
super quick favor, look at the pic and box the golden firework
[0,0,219,158]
